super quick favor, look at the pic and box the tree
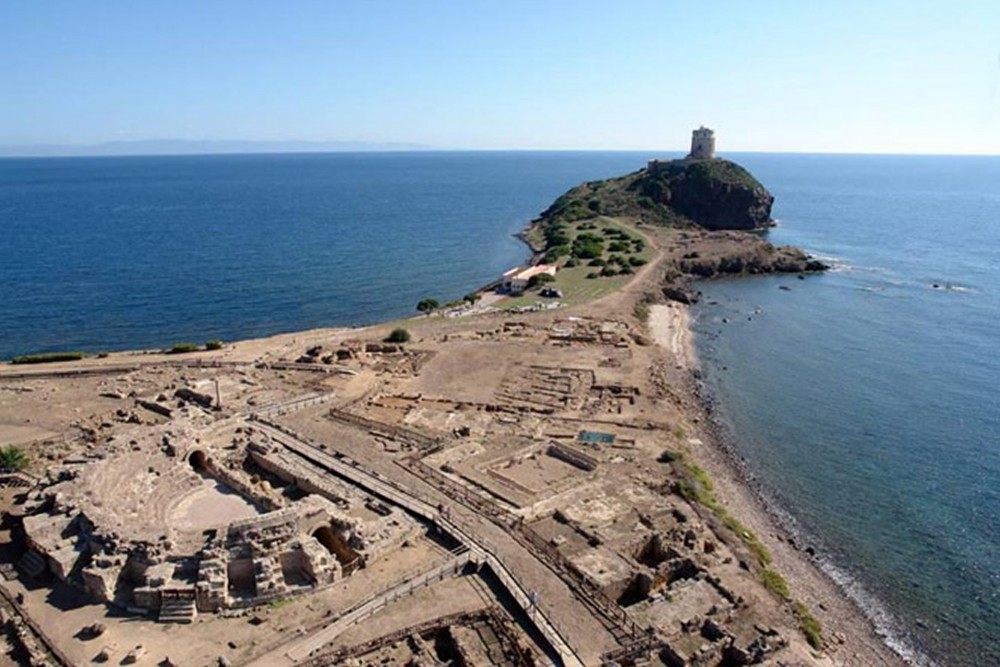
[527,273,556,289]
[416,298,439,314]
[0,446,29,472]
[384,328,411,343]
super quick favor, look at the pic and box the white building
[501,264,557,295]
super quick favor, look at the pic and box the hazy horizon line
[1,138,998,159]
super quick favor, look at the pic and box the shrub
[588,258,606,267]
[10,351,86,365]
[543,245,570,263]
[794,601,824,649]
[167,343,201,354]
[544,223,571,248]
[463,292,481,304]
[205,339,224,351]
[657,450,679,463]
[586,272,600,279]
[600,266,619,277]
[619,264,634,275]
[628,256,648,267]
[564,257,580,267]
[573,244,603,260]
[607,254,625,266]
[385,328,411,343]
[608,241,630,253]
[528,273,556,288]
[0,446,29,471]
[760,568,790,600]
[416,298,439,314]
[572,232,605,259]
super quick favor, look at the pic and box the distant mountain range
[0,139,434,158]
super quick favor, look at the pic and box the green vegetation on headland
[538,158,773,232]
[502,217,653,310]
[520,158,828,309]
[10,351,87,365]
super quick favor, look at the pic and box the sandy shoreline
[648,302,915,667]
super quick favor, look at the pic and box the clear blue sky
[2,1,999,154]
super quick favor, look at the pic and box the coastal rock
[639,158,774,230]
[663,284,699,305]
[676,235,828,278]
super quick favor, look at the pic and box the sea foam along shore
[648,301,927,667]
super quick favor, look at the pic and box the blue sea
[1,151,997,665]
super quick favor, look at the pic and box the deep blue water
[0,151,654,357]
[1,151,996,665]
[692,154,1000,667]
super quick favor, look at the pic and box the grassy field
[498,216,652,310]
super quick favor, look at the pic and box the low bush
[586,271,600,279]
[167,343,201,354]
[657,449,679,463]
[10,351,86,365]
[794,601,824,649]
[543,245,570,263]
[628,256,648,267]
[760,568,790,600]
[384,328,411,343]
[0,445,29,471]
[205,339,224,350]
[564,257,580,267]
[588,258,606,267]
[416,298,439,314]
[528,273,555,288]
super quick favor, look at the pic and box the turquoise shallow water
[1,151,997,665]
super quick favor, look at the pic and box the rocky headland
[538,157,775,231]
[529,157,828,304]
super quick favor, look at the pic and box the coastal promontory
[528,143,827,305]
[539,157,775,231]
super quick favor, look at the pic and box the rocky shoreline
[647,292,915,667]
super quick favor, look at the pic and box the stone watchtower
[689,126,716,159]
